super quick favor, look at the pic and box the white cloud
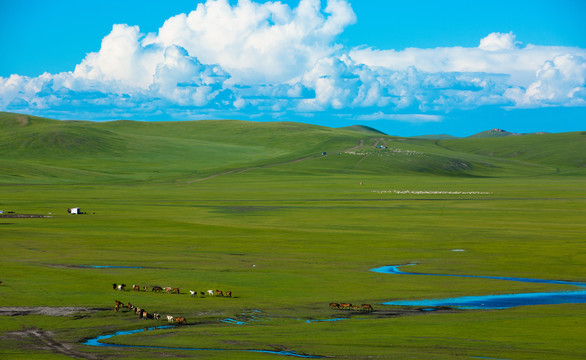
[356,112,444,123]
[1,1,585,122]
[505,54,586,107]
[154,0,355,84]
[478,31,518,51]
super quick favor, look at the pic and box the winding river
[82,264,586,356]
[370,264,586,309]
[83,325,322,358]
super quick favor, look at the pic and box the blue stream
[83,326,322,358]
[371,265,586,309]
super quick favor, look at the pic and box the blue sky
[1,0,585,136]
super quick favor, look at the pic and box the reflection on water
[371,265,586,309]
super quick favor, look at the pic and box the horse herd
[330,303,374,312]
[113,299,186,324]
[112,283,232,297]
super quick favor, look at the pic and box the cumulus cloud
[1,0,585,123]
[478,31,519,51]
[505,54,586,107]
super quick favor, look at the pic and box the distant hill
[0,112,583,184]
[340,125,387,135]
[467,128,520,138]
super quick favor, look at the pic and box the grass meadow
[0,113,585,359]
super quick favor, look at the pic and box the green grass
[0,112,585,359]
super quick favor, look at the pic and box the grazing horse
[339,303,352,310]
[207,290,214,296]
[117,284,126,291]
[361,304,374,312]
[153,313,160,320]
[152,286,162,292]
[200,292,205,297]
[164,287,172,293]
[174,317,186,325]
[215,290,223,297]
[329,303,340,309]
[112,283,117,290]
[114,300,124,312]
[225,291,232,298]
[167,315,174,323]
[352,305,361,311]
[189,290,197,297]
[172,287,180,294]
[142,286,148,292]
[133,284,140,291]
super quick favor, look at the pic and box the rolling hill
[0,111,584,184]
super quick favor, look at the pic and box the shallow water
[83,325,322,358]
[371,265,586,309]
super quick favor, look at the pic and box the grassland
[0,112,585,359]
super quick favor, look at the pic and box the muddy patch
[0,307,107,317]
[2,327,100,359]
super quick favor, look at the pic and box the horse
[339,303,352,310]
[174,317,186,325]
[207,290,214,296]
[172,287,180,294]
[215,289,223,297]
[166,315,174,323]
[189,290,197,297]
[352,305,361,311]
[132,284,140,291]
[153,313,160,320]
[329,303,340,309]
[225,291,232,298]
[112,283,117,290]
[361,304,374,312]
[117,284,126,291]
[164,287,172,293]
[142,286,149,292]
[200,292,205,297]
[152,286,162,292]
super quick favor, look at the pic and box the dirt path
[0,307,105,316]
[2,328,99,359]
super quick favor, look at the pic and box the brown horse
[361,304,374,312]
[225,291,232,298]
[339,303,352,310]
[329,303,340,309]
[174,317,186,325]
[152,286,162,292]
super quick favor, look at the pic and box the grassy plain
[0,112,585,359]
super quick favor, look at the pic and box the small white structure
[68,207,80,214]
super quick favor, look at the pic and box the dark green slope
[438,132,586,174]
[0,112,583,183]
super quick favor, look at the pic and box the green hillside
[0,111,584,184]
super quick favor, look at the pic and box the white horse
[167,315,174,323]
[189,290,197,297]
[207,289,214,296]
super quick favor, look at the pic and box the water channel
[370,264,586,309]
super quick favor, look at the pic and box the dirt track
[0,307,107,316]
[2,327,99,359]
